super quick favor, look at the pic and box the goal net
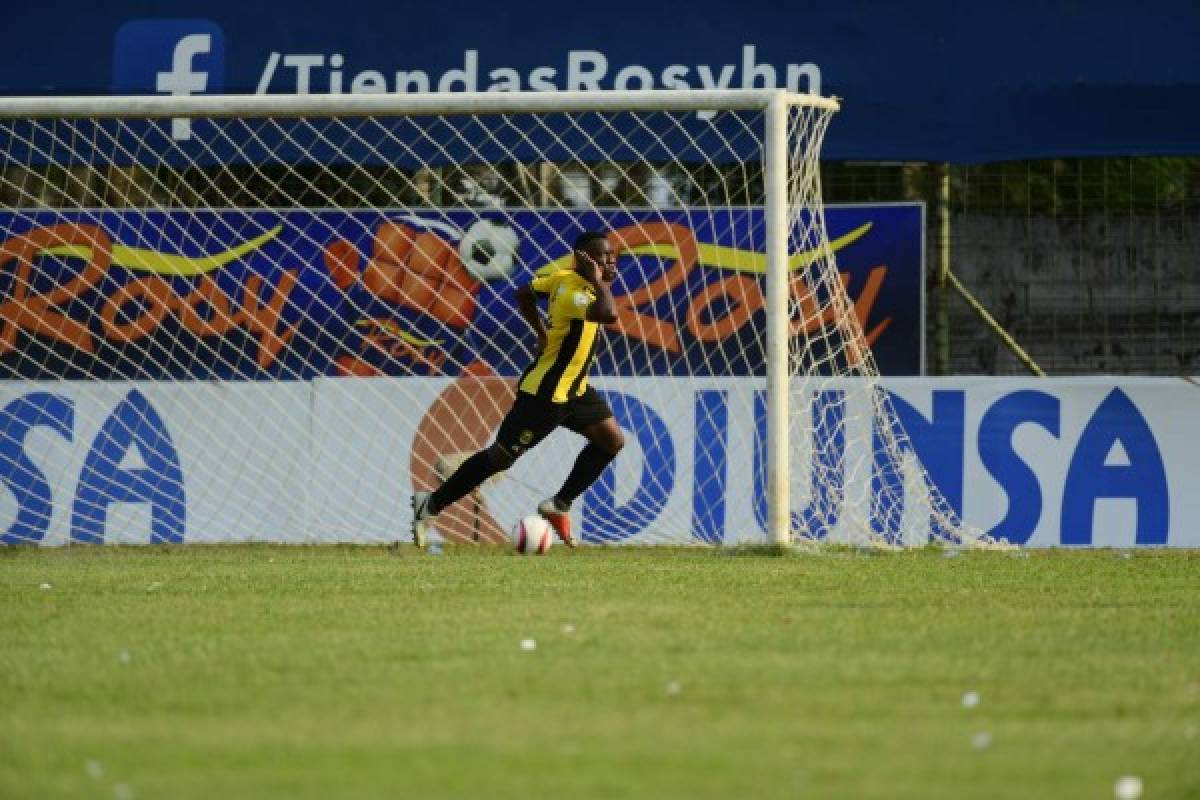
[0,91,992,548]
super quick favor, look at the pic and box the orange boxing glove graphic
[323,237,360,291]
[328,221,487,377]
[362,222,479,327]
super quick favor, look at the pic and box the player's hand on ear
[577,250,602,285]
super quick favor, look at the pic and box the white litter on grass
[961,690,981,709]
[520,638,537,652]
[85,760,103,779]
[971,731,992,750]
[118,650,131,665]
[1114,775,1143,800]
[665,680,682,696]
[39,582,52,590]
[561,624,575,635]
[113,783,134,800]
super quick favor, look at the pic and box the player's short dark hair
[573,231,608,253]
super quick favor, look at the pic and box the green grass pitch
[2,544,1197,799]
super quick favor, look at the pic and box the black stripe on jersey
[535,319,585,401]
[565,333,599,399]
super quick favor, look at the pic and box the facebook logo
[112,20,225,141]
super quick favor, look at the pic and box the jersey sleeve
[529,273,556,296]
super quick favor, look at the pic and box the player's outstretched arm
[516,283,548,353]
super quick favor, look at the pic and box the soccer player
[410,231,624,548]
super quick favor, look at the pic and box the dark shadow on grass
[716,544,792,557]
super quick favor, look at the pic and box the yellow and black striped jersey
[518,269,600,403]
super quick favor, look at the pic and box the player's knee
[486,443,518,470]
[601,429,625,456]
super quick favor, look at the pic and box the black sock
[555,443,616,507]
[431,451,501,513]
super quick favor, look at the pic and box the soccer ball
[459,219,519,283]
[513,515,553,555]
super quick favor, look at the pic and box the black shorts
[494,386,614,459]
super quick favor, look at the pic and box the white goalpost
[0,89,993,548]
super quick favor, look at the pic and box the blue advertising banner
[2,1,1199,162]
[0,204,924,379]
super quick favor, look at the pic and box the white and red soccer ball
[512,515,553,555]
